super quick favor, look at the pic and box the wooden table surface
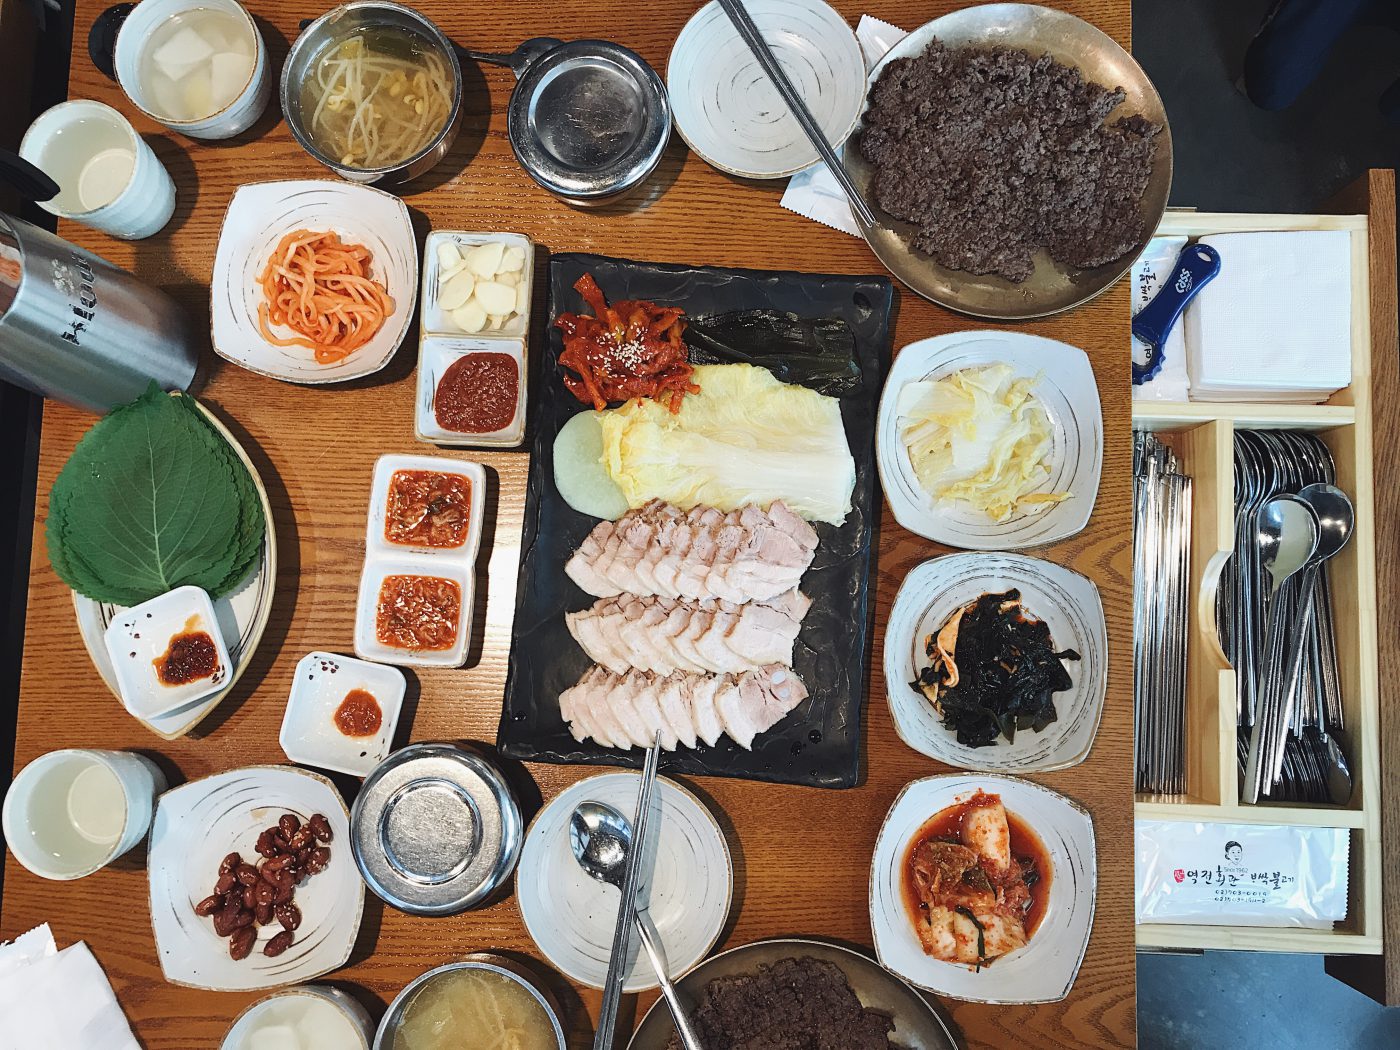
[0,1,1136,1046]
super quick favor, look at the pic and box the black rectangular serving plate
[497,252,892,788]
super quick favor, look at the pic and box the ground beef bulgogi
[859,39,1162,283]
[664,956,896,1050]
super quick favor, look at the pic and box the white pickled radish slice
[465,241,505,278]
[210,51,253,108]
[182,67,216,120]
[435,241,462,270]
[151,26,215,81]
[499,245,526,272]
[438,270,475,311]
[514,281,529,316]
[474,280,516,317]
[454,301,487,333]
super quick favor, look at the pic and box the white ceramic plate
[148,766,363,992]
[516,773,732,993]
[876,331,1103,550]
[884,554,1107,773]
[870,774,1096,1005]
[73,399,276,741]
[211,180,418,384]
[414,336,528,447]
[667,0,865,178]
[364,453,487,563]
[279,652,407,778]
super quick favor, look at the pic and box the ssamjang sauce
[434,352,518,433]
[153,629,219,686]
[334,689,382,737]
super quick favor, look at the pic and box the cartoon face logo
[50,258,79,298]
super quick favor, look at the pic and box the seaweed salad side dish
[914,590,1080,748]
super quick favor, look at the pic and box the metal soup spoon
[569,802,705,1050]
[1296,484,1356,804]
[1243,495,1319,803]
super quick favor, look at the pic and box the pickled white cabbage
[896,364,1069,523]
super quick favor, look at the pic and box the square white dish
[883,553,1107,773]
[415,336,527,447]
[148,766,362,991]
[211,180,418,385]
[353,558,473,668]
[364,453,486,563]
[870,773,1096,1005]
[280,652,407,777]
[421,231,533,339]
[875,330,1103,550]
[103,585,232,719]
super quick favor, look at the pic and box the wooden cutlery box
[1132,173,1396,957]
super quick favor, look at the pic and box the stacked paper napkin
[1184,230,1353,402]
[0,924,139,1049]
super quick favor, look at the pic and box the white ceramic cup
[222,985,374,1050]
[2,749,167,880]
[114,0,271,140]
[18,100,175,240]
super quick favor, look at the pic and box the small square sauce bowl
[365,453,486,564]
[102,586,232,719]
[280,652,406,777]
[415,336,527,448]
[353,558,474,669]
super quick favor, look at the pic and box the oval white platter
[210,179,418,385]
[870,773,1096,1005]
[516,772,732,993]
[876,330,1104,550]
[147,765,363,992]
[72,398,276,741]
[667,0,865,178]
[884,553,1107,773]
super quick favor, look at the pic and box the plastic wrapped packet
[1131,236,1190,401]
[1135,820,1349,929]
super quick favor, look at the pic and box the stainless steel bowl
[281,1,464,186]
[373,955,567,1049]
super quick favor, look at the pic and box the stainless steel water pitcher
[0,211,199,412]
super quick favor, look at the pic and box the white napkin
[1131,236,1190,402]
[779,14,906,235]
[1184,230,1353,403]
[0,925,140,1050]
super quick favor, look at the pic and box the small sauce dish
[280,652,406,777]
[415,337,527,448]
[365,454,487,562]
[102,585,231,719]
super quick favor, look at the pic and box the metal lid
[350,742,522,916]
[0,214,20,321]
[508,40,671,202]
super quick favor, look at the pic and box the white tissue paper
[1183,230,1353,402]
[779,15,907,235]
[0,924,140,1050]
[1131,236,1190,402]
[1136,821,1349,929]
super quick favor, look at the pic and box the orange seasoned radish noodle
[257,229,394,364]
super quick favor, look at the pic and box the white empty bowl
[211,180,418,384]
[280,652,407,777]
[883,554,1107,773]
[103,585,232,719]
[668,0,865,178]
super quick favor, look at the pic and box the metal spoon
[1295,484,1355,804]
[1243,494,1319,803]
[569,802,705,1050]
